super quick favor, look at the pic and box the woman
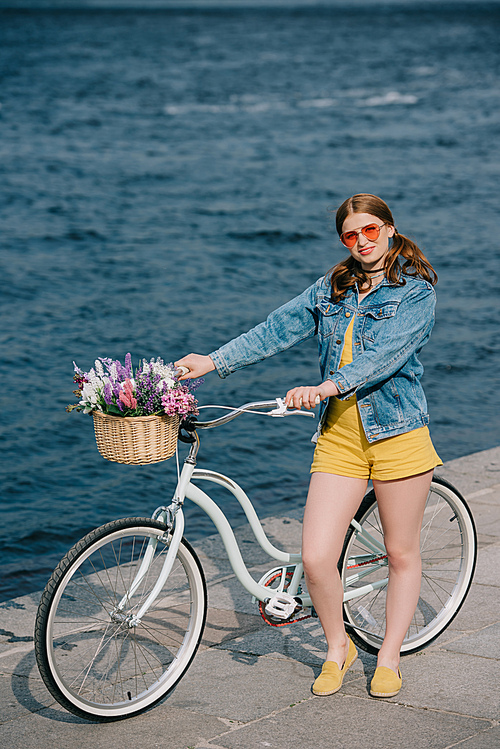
[175,193,442,698]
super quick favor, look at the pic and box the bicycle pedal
[264,592,300,620]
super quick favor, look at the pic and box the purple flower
[113,359,126,381]
[112,380,122,399]
[187,377,204,392]
[103,381,113,405]
[125,352,132,378]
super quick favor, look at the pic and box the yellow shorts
[311,396,442,481]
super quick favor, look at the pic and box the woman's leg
[302,472,368,666]
[372,469,434,673]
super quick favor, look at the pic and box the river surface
[1,2,499,601]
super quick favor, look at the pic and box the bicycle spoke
[421,571,453,607]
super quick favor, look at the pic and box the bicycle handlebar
[194,400,286,430]
[174,366,320,432]
[185,398,317,431]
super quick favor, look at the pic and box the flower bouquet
[69,354,201,465]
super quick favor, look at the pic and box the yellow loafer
[369,666,402,697]
[312,637,358,696]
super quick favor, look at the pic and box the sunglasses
[340,222,387,249]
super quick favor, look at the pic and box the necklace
[367,271,385,280]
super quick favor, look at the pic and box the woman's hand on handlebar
[285,380,339,410]
[174,354,216,380]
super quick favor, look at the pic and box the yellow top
[327,316,357,427]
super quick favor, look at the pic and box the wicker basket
[92,411,180,465]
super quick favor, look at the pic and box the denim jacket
[209,274,436,443]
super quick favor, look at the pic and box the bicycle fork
[113,462,194,626]
[113,509,185,627]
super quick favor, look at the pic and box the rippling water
[1,3,499,601]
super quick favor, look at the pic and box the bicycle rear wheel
[340,476,477,655]
[35,518,207,721]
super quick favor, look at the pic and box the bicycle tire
[35,517,207,721]
[339,476,477,655]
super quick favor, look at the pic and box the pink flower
[161,387,198,417]
[119,379,137,410]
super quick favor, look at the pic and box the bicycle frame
[124,448,390,623]
[113,398,390,623]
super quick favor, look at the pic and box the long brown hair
[328,194,437,302]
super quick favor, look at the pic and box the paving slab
[437,447,500,494]
[473,544,500,588]
[452,725,500,749]
[466,484,500,506]
[216,617,374,677]
[204,562,272,615]
[343,649,500,720]
[0,702,227,749]
[465,498,500,538]
[435,580,500,634]
[0,593,40,651]
[442,622,500,659]
[0,669,55,723]
[0,643,38,678]
[217,618,331,666]
[200,606,265,650]
[200,693,490,749]
[167,647,316,722]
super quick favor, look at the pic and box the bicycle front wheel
[340,476,477,655]
[35,518,207,721]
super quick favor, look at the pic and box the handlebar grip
[293,395,321,407]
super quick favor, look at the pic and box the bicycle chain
[258,570,314,627]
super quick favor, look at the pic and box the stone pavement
[0,446,499,749]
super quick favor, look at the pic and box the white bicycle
[35,398,477,721]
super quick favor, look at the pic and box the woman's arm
[177,278,325,381]
[174,353,338,410]
[210,280,323,378]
